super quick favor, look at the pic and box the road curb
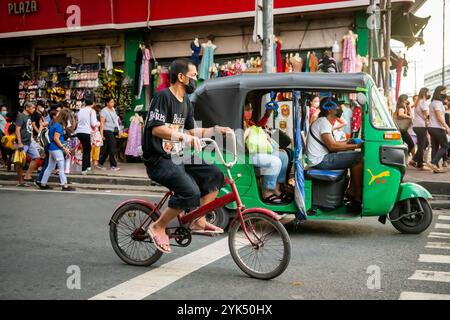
[414,181,450,196]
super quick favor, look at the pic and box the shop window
[38,54,72,70]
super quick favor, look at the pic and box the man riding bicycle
[142,58,232,254]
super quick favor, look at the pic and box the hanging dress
[199,45,215,80]
[191,42,201,68]
[276,41,283,73]
[342,35,357,73]
[125,117,142,157]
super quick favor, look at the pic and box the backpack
[38,127,51,148]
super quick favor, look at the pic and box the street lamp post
[443,0,446,86]
[262,0,274,74]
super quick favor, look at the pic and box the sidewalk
[1,162,449,195]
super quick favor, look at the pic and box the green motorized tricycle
[190,73,433,234]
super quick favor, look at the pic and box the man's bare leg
[16,164,24,184]
[24,159,37,180]
[192,190,219,229]
[349,160,364,203]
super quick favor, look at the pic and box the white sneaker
[110,167,121,172]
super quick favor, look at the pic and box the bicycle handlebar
[200,131,238,169]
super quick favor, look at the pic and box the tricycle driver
[305,96,364,209]
[142,58,233,254]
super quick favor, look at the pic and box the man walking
[15,102,40,187]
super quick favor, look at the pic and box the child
[1,115,16,171]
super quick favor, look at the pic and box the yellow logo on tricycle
[367,169,390,186]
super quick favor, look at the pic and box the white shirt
[412,100,430,128]
[75,106,99,134]
[306,117,333,166]
[429,100,445,129]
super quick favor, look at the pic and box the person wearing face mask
[425,86,450,173]
[306,97,364,207]
[243,101,290,204]
[31,101,48,138]
[142,58,232,254]
[309,96,321,125]
[411,88,432,170]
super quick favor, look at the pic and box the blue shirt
[48,123,65,151]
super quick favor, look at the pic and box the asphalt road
[0,188,449,300]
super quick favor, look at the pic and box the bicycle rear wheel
[228,213,291,280]
[110,203,163,266]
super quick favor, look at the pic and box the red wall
[0,0,352,36]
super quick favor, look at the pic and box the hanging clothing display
[305,52,310,73]
[284,55,291,73]
[276,40,283,73]
[143,48,151,86]
[290,55,303,72]
[104,46,113,78]
[191,41,201,68]
[125,115,143,157]
[342,32,358,73]
[309,52,319,72]
[199,43,216,80]
[156,67,169,92]
[133,47,143,98]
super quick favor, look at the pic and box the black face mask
[441,94,448,101]
[335,108,343,118]
[185,77,197,94]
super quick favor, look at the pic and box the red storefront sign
[0,0,412,38]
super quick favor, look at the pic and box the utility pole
[443,0,446,86]
[262,0,274,73]
[384,0,392,100]
[368,0,375,78]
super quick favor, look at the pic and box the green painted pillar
[355,11,369,57]
[123,31,145,128]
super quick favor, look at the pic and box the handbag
[245,126,273,154]
[105,109,119,134]
[395,118,412,131]
[13,149,26,167]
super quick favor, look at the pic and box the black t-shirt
[31,112,43,134]
[142,88,195,161]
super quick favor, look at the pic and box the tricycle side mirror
[357,92,367,106]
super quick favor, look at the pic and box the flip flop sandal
[16,183,31,188]
[280,193,294,203]
[263,194,283,205]
[147,224,172,254]
[190,221,224,235]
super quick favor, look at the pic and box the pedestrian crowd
[0,91,122,190]
[394,86,450,173]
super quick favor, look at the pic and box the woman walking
[98,98,120,171]
[75,92,99,175]
[426,86,450,173]
[39,109,75,191]
[411,88,432,170]
[394,94,415,157]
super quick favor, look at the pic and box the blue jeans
[41,149,67,186]
[36,148,49,183]
[313,151,362,170]
[252,150,289,190]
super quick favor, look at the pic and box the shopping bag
[245,126,273,154]
[13,150,26,167]
[91,128,103,147]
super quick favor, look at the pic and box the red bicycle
[109,132,291,280]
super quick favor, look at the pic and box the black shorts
[144,155,225,209]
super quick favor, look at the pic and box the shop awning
[391,12,430,48]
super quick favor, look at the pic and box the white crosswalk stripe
[428,232,450,239]
[409,270,450,283]
[399,292,450,300]
[426,242,450,250]
[438,216,450,221]
[419,254,450,264]
[435,223,450,230]
[89,238,235,300]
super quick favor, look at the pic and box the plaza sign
[8,1,39,15]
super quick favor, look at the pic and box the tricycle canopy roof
[190,72,372,129]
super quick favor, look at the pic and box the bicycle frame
[130,132,280,246]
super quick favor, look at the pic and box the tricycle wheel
[206,207,231,230]
[228,213,291,280]
[389,198,433,234]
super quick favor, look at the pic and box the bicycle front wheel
[228,213,291,280]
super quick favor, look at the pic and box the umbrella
[293,91,307,220]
